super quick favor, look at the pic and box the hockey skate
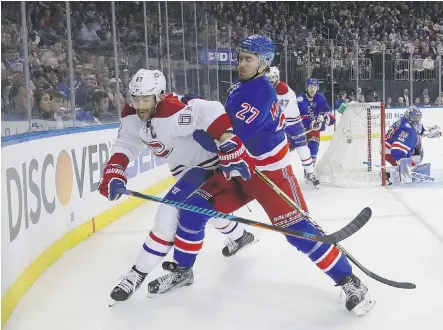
[338,274,375,316]
[222,230,257,257]
[147,261,194,296]
[304,170,320,188]
[109,266,147,306]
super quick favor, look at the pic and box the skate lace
[341,277,363,302]
[117,271,142,293]
[225,238,239,253]
[158,271,180,290]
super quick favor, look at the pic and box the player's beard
[238,70,250,82]
[135,96,157,121]
[306,86,318,99]
[137,107,156,121]
[238,67,263,82]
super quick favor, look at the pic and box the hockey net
[315,102,387,187]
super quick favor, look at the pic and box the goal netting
[315,102,387,187]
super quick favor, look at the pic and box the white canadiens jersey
[111,94,227,179]
[275,81,302,127]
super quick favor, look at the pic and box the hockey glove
[319,113,331,127]
[315,113,335,131]
[181,93,203,104]
[423,125,441,138]
[310,118,323,131]
[99,153,129,201]
[218,135,255,181]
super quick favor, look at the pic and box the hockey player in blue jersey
[297,78,335,165]
[385,106,441,183]
[147,35,374,316]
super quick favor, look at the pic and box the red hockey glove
[218,135,255,181]
[98,153,129,201]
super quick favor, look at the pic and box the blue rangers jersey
[225,76,290,171]
[385,118,424,161]
[297,92,334,131]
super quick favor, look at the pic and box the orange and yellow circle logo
[55,150,73,206]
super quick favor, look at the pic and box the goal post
[315,102,387,187]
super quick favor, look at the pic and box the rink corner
[1,176,175,328]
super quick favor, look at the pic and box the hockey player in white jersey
[98,69,255,304]
[266,67,320,188]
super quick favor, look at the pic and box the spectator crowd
[1,1,146,125]
[2,1,443,131]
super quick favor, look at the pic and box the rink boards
[1,106,442,326]
[1,126,174,326]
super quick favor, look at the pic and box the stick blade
[359,267,417,289]
[322,207,372,244]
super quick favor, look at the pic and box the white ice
[4,139,443,330]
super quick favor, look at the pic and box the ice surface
[4,138,443,330]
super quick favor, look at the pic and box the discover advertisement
[1,127,171,299]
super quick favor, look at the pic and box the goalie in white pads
[98,69,256,305]
[385,106,441,184]
[266,67,320,188]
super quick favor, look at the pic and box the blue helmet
[238,35,275,65]
[404,105,422,127]
[305,78,319,88]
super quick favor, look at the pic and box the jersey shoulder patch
[297,96,304,102]
[121,104,136,118]
[275,81,289,96]
[404,122,411,128]
[154,96,186,118]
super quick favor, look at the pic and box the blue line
[1,123,119,147]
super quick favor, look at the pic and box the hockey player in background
[385,105,441,184]
[297,78,335,165]
[147,35,374,316]
[98,69,255,305]
[266,66,319,188]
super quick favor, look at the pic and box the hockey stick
[118,189,369,245]
[291,129,314,140]
[254,168,416,289]
[363,161,436,183]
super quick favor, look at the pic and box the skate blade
[108,298,120,307]
[304,179,320,189]
[146,280,194,298]
[353,294,376,316]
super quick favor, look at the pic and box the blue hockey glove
[218,135,255,181]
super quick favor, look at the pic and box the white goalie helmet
[129,69,166,104]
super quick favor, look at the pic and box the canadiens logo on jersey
[147,141,173,158]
